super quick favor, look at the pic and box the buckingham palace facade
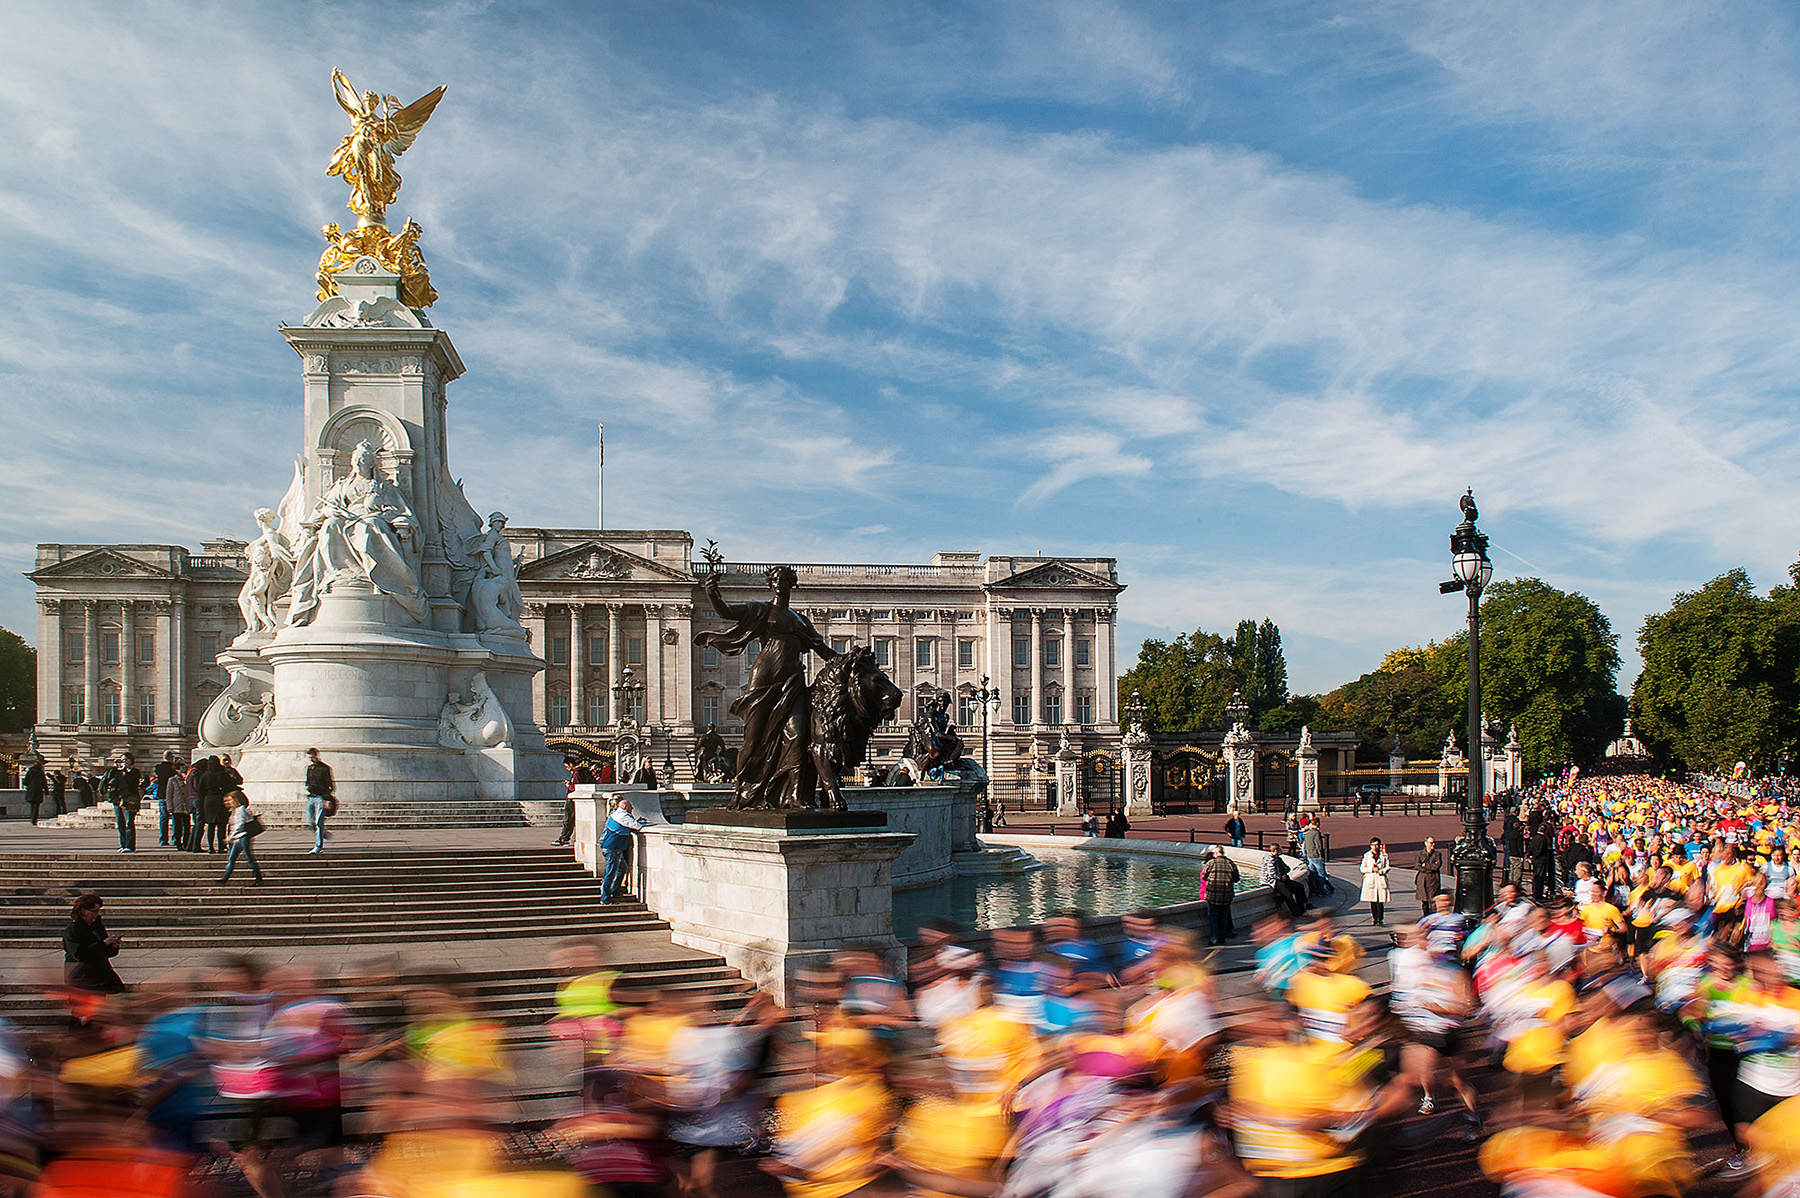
[28,528,1125,805]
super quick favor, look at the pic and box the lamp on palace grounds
[611,666,644,727]
[1439,489,1496,915]
[972,675,1002,776]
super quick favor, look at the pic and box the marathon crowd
[4,771,1800,1197]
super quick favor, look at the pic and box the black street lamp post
[972,675,1002,777]
[1439,489,1496,915]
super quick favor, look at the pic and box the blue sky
[4,0,1800,694]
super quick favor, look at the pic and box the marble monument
[196,73,562,816]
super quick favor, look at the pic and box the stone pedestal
[1297,728,1321,812]
[1121,723,1153,817]
[1054,737,1082,815]
[1223,721,1255,813]
[640,822,915,1003]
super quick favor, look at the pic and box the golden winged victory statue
[316,69,446,309]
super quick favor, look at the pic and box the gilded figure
[327,69,446,229]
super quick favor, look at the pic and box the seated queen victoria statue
[286,439,427,625]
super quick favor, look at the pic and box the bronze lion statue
[809,646,902,809]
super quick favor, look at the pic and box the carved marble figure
[464,512,526,633]
[437,672,514,749]
[287,440,427,625]
[238,507,296,634]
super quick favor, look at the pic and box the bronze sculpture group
[696,549,901,810]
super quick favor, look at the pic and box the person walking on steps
[304,748,337,855]
[23,760,45,826]
[218,790,265,886]
[1360,836,1392,926]
[102,753,145,853]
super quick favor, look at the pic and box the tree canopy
[1318,578,1624,767]
[1119,618,1291,732]
[0,626,35,734]
[1634,565,1800,771]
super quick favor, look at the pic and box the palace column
[1029,609,1044,726]
[155,603,174,729]
[83,601,99,728]
[605,604,620,724]
[646,605,665,726]
[169,597,186,729]
[1061,609,1075,725]
[120,602,135,728]
[897,609,915,718]
[39,600,63,728]
[989,606,1012,725]
[673,604,694,734]
[1097,610,1115,724]
[524,604,548,725]
[570,603,587,727]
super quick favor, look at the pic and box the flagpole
[597,422,605,530]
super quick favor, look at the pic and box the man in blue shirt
[600,797,648,904]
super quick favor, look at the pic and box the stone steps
[0,846,654,947]
[40,800,567,829]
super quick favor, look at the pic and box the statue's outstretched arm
[702,571,744,621]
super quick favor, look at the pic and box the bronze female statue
[696,560,838,809]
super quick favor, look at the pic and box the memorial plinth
[641,821,915,1004]
[205,260,562,819]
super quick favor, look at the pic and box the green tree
[1635,567,1800,771]
[1437,578,1626,770]
[1318,644,1460,759]
[1120,618,1290,731]
[0,626,35,734]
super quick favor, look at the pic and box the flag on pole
[597,423,605,529]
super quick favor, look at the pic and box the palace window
[829,609,849,620]
[958,639,976,669]
[588,636,606,665]
[704,644,719,668]
[66,633,84,665]
[915,639,934,668]
[830,638,849,655]
[586,692,607,726]
[1043,693,1062,725]
[959,695,978,726]
[627,636,644,666]
[628,693,646,723]
[137,692,156,726]
[1013,692,1032,725]
[549,693,570,727]
[101,691,121,726]
[870,610,891,621]
[101,632,119,665]
[747,642,760,667]
[1075,693,1095,724]
[1044,639,1061,669]
[199,634,218,661]
[873,639,892,669]
[549,636,569,666]
[701,696,720,726]
[65,690,84,724]
[1076,639,1091,667]
[138,632,155,664]
[1012,639,1028,669]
